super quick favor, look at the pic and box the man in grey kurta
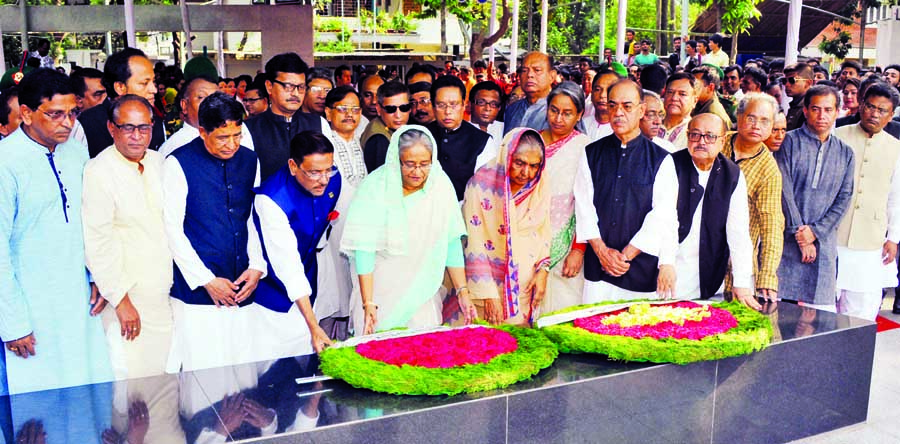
[774,85,855,309]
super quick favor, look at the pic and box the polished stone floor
[788,295,900,444]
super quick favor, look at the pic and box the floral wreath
[319,324,558,396]
[538,300,772,365]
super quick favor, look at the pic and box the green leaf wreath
[319,324,559,396]
[539,300,773,365]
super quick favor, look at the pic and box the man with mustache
[408,81,435,125]
[832,83,900,320]
[774,85,855,313]
[574,79,679,302]
[252,131,340,356]
[661,72,698,150]
[163,92,266,371]
[245,53,326,181]
[317,86,367,340]
[670,113,758,308]
[301,68,333,117]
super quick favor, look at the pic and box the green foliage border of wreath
[319,324,559,396]
[539,300,773,365]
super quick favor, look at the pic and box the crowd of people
[1,41,900,403]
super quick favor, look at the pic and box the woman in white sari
[341,125,477,335]
[540,81,592,313]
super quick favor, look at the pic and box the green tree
[719,0,763,61]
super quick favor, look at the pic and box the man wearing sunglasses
[253,131,340,356]
[671,114,759,309]
[245,52,326,181]
[783,62,814,131]
[426,74,494,201]
[361,81,410,172]
[0,68,112,394]
[83,95,173,380]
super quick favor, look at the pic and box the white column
[488,0,497,63]
[0,19,6,72]
[539,0,548,53]
[216,0,225,76]
[599,0,606,61]
[19,0,27,54]
[510,0,519,73]
[124,0,136,48]
[785,0,802,65]
[181,0,193,60]
[681,0,688,61]
[616,0,627,62]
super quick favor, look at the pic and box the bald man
[504,52,556,134]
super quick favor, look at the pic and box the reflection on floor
[788,295,900,444]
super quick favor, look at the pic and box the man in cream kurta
[83,95,173,380]
[833,85,900,320]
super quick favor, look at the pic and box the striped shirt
[723,133,785,291]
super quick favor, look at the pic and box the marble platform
[0,301,875,444]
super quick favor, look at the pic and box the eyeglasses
[298,165,338,180]
[333,105,361,114]
[272,79,308,93]
[309,85,332,95]
[380,103,412,113]
[434,102,464,112]
[863,102,892,116]
[742,115,772,128]
[112,122,153,135]
[687,131,722,143]
[474,99,502,109]
[411,98,432,107]
[401,161,432,172]
[40,107,81,123]
[643,111,665,121]
[785,76,808,85]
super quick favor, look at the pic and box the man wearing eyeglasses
[426,75,494,201]
[409,81,435,125]
[163,92,267,371]
[721,93,784,304]
[82,95,173,380]
[783,62,814,131]
[253,131,340,356]
[831,83,900,320]
[158,74,255,158]
[0,68,112,394]
[835,78,900,140]
[574,79,679,302]
[774,85,855,313]
[77,48,165,158]
[670,113,759,309]
[245,53,326,181]
[469,81,505,148]
[301,68,333,117]
[361,81,410,172]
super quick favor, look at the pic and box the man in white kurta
[0,68,111,395]
[83,95,174,380]
[158,76,255,158]
[833,85,900,320]
[671,114,759,309]
[574,80,679,303]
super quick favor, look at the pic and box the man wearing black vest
[163,92,266,372]
[574,79,679,302]
[245,53,325,181]
[672,114,759,309]
[426,75,495,200]
[77,47,166,157]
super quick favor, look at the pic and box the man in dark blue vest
[253,131,340,356]
[426,75,495,201]
[574,79,679,303]
[163,92,267,372]
[245,53,325,181]
[671,113,760,309]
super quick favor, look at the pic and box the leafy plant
[315,29,354,53]
[315,17,347,33]
[818,30,853,60]
[389,12,417,33]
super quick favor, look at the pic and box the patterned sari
[544,130,591,313]
[463,128,551,325]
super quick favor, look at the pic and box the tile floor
[787,295,900,444]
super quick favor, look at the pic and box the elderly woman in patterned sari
[463,128,551,326]
[539,81,592,313]
[341,125,477,335]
